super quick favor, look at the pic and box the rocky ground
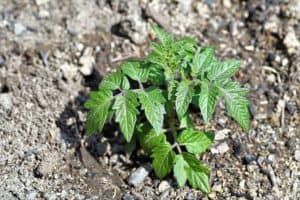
[0,0,300,199]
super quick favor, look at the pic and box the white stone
[14,23,26,35]
[264,15,279,33]
[35,0,50,5]
[215,129,230,141]
[284,29,300,54]
[295,150,300,162]
[60,63,77,81]
[222,0,231,8]
[0,93,13,111]
[217,142,230,154]
[158,181,171,193]
[79,47,94,76]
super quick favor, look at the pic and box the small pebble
[158,181,171,193]
[215,129,230,141]
[0,93,13,111]
[14,23,26,35]
[123,193,135,200]
[295,150,300,162]
[216,142,230,154]
[128,165,151,187]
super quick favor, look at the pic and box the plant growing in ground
[84,23,250,193]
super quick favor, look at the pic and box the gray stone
[36,152,58,177]
[128,164,151,187]
[0,93,13,111]
[14,23,26,35]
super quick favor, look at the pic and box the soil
[0,0,299,199]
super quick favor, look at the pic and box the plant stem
[171,142,182,154]
[138,80,144,90]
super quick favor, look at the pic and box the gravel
[1,0,300,199]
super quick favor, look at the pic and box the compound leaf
[207,60,241,81]
[138,88,166,134]
[175,80,194,118]
[198,81,218,122]
[113,91,139,142]
[177,129,214,154]
[217,80,250,131]
[151,141,175,178]
[84,90,113,135]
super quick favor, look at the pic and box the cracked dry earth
[0,0,300,199]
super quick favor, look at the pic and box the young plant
[84,23,250,193]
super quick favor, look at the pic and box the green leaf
[100,70,123,90]
[217,80,250,131]
[177,129,214,154]
[121,60,149,82]
[182,152,210,174]
[137,124,166,154]
[175,80,194,118]
[148,64,165,85]
[192,46,215,75]
[138,88,166,134]
[174,153,210,192]
[121,76,130,90]
[112,91,139,142]
[174,155,188,187]
[150,42,164,55]
[207,60,241,81]
[151,23,173,46]
[174,37,197,49]
[174,37,197,56]
[145,52,165,67]
[198,81,218,122]
[186,165,210,193]
[151,141,175,178]
[84,90,113,135]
